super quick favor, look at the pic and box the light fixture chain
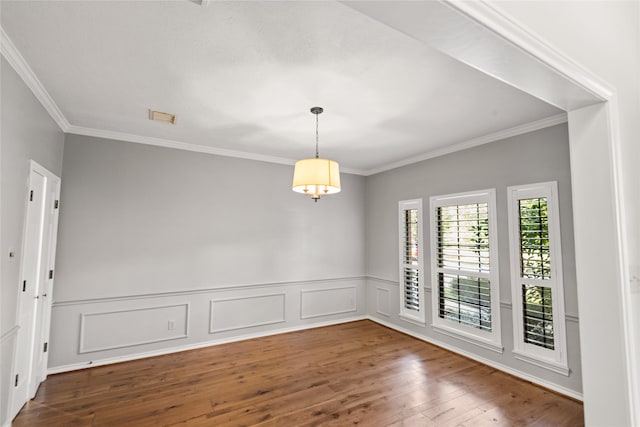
[315,112,319,159]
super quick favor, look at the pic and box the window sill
[513,350,570,376]
[432,324,503,354]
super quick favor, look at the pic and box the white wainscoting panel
[376,287,390,317]
[79,304,189,353]
[300,286,357,319]
[209,293,286,333]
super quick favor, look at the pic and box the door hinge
[54,200,59,209]
[15,374,19,387]
[29,190,33,201]
[44,342,48,353]
[49,270,54,279]
[22,280,26,292]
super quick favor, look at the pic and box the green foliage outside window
[519,198,554,349]
[519,198,550,279]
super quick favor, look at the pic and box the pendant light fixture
[292,107,341,202]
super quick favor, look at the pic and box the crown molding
[363,113,568,176]
[1,26,70,131]
[66,125,297,166]
[66,125,365,175]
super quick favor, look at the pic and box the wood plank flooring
[12,320,584,426]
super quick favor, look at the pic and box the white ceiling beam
[342,1,606,111]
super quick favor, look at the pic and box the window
[399,199,425,324]
[508,182,568,375]
[430,189,502,351]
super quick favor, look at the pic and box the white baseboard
[48,315,367,375]
[366,315,583,401]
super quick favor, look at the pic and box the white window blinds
[430,190,502,351]
[399,199,425,324]
[437,201,492,331]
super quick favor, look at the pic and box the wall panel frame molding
[79,304,189,353]
[375,288,390,317]
[209,293,286,333]
[300,286,357,319]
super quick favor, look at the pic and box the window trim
[398,199,425,325]
[430,189,502,352]
[507,181,569,375]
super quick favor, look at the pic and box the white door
[31,176,60,393]
[9,161,61,420]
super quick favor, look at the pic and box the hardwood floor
[13,320,583,426]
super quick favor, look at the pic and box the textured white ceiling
[1,1,562,173]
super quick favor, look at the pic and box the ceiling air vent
[148,109,176,124]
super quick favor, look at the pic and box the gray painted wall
[0,57,65,425]
[56,135,366,301]
[48,135,366,369]
[364,124,582,393]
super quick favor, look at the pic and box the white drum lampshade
[292,157,341,201]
